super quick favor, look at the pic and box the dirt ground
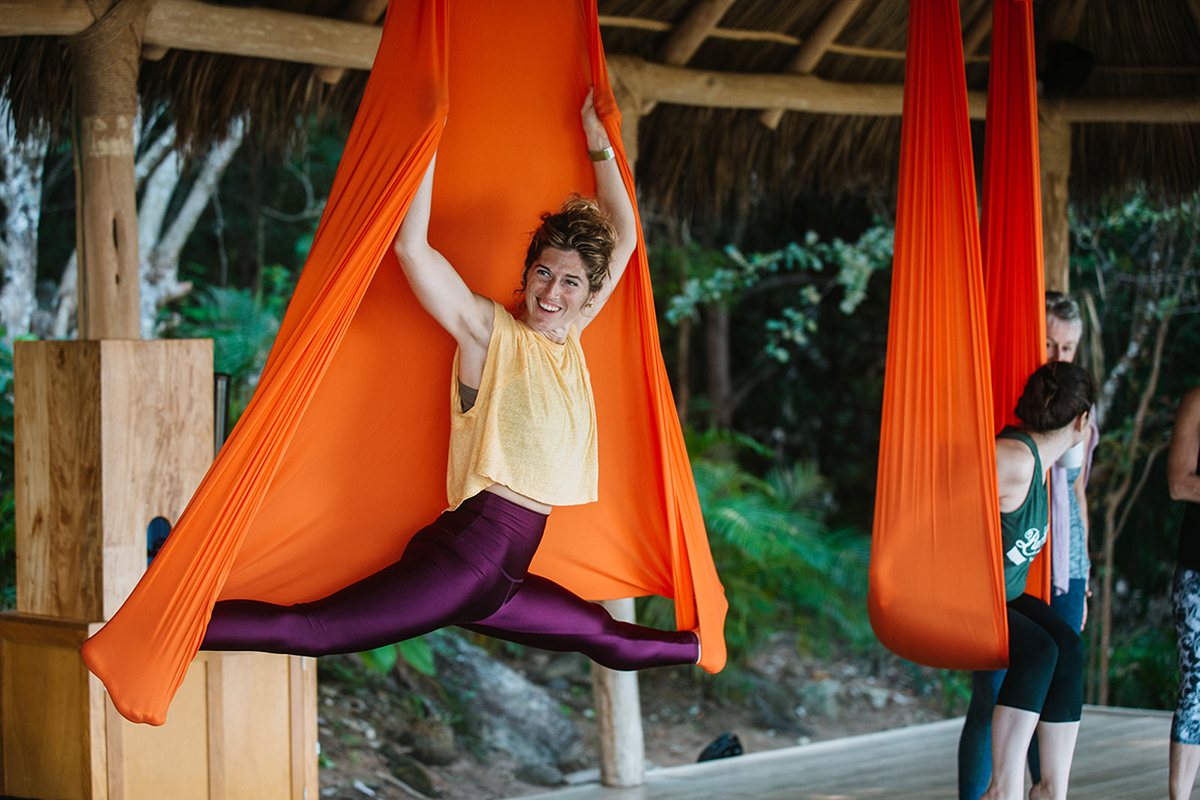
[317,637,962,800]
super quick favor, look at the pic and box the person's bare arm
[576,88,637,331]
[996,437,1037,513]
[1169,387,1200,503]
[392,153,493,370]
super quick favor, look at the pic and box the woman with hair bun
[196,89,700,670]
[981,360,1094,800]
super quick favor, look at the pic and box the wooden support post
[15,340,214,620]
[591,598,645,788]
[1039,101,1072,293]
[589,80,648,787]
[69,0,147,341]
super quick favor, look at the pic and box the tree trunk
[705,304,733,429]
[48,119,244,339]
[0,101,48,342]
[1096,255,1192,704]
[676,315,692,425]
[139,116,245,336]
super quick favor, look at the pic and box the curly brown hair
[520,195,616,295]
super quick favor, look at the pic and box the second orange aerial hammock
[83,0,728,726]
[870,0,1046,669]
[982,0,1052,600]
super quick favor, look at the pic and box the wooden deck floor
[510,706,1177,800]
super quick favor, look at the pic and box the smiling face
[520,247,593,343]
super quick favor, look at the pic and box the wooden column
[590,598,645,787]
[1039,101,1072,293]
[69,0,147,340]
[15,340,214,619]
[588,84,648,788]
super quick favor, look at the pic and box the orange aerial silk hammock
[869,0,1046,670]
[83,0,727,726]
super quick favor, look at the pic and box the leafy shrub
[640,431,871,662]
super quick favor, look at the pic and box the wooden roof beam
[609,55,1200,123]
[0,0,383,70]
[657,0,739,65]
[961,7,992,58]
[759,0,864,130]
[4,1,1196,125]
[313,0,389,86]
[1188,0,1200,41]
[645,0,739,115]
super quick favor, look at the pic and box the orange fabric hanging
[83,0,727,726]
[982,0,1051,602]
[868,0,1007,670]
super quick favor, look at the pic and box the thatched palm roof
[2,0,1198,226]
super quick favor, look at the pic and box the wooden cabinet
[2,341,318,799]
[0,613,318,800]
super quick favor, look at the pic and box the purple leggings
[201,491,698,671]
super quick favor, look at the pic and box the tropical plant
[1069,191,1200,703]
[159,265,294,423]
[641,431,871,662]
[665,225,893,363]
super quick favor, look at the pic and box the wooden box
[14,340,214,621]
[0,613,318,800]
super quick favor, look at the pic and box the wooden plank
[0,616,93,799]
[100,340,214,617]
[15,341,103,619]
[509,707,1179,800]
[15,341,213,620]
[219,652,294,799]
[119,653,211,800]
[290,655,320,800]
[207,652,227,800]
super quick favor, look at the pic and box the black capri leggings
[995,593,1084,723]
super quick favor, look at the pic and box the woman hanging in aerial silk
[199,90,700,669]
[83,0,725,727]
[981,361,1092,800]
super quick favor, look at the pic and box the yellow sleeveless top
[446,301,599,509]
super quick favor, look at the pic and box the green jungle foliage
[638,430,871,663]
[664,225,893,360]
[160,265,295,423]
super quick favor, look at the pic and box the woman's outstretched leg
[202,501,521,656]
[462,574,699,669]
[202,540,501,656]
